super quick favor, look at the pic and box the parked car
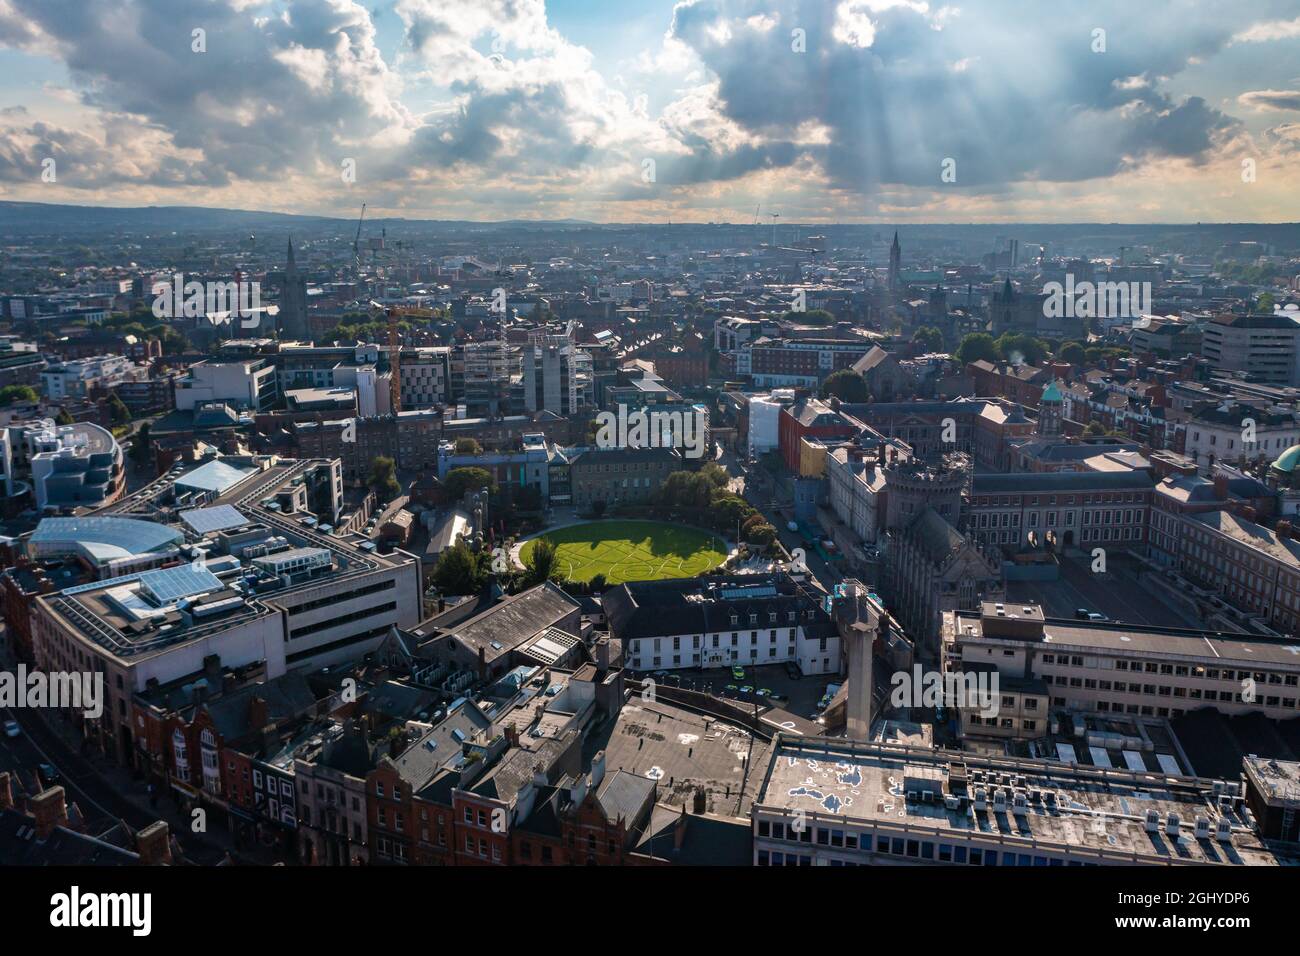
[38,763,61,784]
[740,685,754,695]
[756,688,773,698]
[3,720,19,738]
[1087,612,1106,621]
[1074,608,1090,619]
[731,666,746,681]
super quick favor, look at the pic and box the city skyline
[0,0,1299,223]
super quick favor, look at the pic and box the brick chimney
[504,722,520,748]
[31,787,68,837]
[248,695,269,734]
[1213,473,1229,500]
[135,820,173,865]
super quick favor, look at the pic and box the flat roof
[756,737,1278,865]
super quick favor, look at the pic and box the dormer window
[730,614,738,625]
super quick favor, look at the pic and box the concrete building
[28,457,423,763]
[752,735,1281,866]
[1201,312,1300,385]
[943,601,1300,726]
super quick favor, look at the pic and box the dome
[1273,444,1300,473]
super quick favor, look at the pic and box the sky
[0,0,1298,223]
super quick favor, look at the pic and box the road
[2,702,235,864]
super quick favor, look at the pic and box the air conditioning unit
[1166,813,1180,836]
[944,795,960,810]
[1216,819,1233,842]
[1194,817,1210,839]
[974,787,988,810]
[1145,809,1160,832]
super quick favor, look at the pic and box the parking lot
[630,662,835,721]
[1007,552,1198,628]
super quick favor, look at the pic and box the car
[740,685,754,694]
[3,720,19,738]
[1087,612,1106,622]
[731,666,746,681]
[38,763,61,784]
[756,688,773,697]
[1075,608,1090,620]
[935,706,947,723]
[784,661,803,680]
[724,683,738,692]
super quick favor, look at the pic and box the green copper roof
[1041,381,1062,402]
[1273,444,1300,473]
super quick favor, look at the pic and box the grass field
[519,520,728,585]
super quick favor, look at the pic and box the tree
[781,308,834,326]
[430,542,485,595]
[525,538,559,585]
[55,407,74,426]
[744,522,778,547]
[0,385,37,405]
[955,333,999,365]
[442,466,494,503]
[454,437,482,455]
[131,422,153,468]
[107,393,131,426]
[820,368,869,403]
[911,326,944,352]
[1256,292,1276,315]
[1083,421,1105,437]
[1058,341,1086,365]
[369,456,401,501]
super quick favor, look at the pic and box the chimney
[691,787,707,815]
[532,764,547,788]
[590,750,606,790]
[248,695,269,734]
[135,820,173,865]
[595,637,610,672]
[570,773,588,806]
[203,654,221,679]
[0,772,13,811]
[504,722,520,747]
[1213,473,1229,500]
[31,787,68,837]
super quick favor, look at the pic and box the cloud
[1239,89,1300,111]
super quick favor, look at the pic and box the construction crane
[368,298,402,414]
[353,203,367,279]
[768,211,780,248]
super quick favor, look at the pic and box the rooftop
[756,736,1280,865]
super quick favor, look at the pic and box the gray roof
[973,471,1155,494]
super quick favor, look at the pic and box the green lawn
[520,520,728,585]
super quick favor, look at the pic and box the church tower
[887,231,902,293]
[278,238,311,342]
